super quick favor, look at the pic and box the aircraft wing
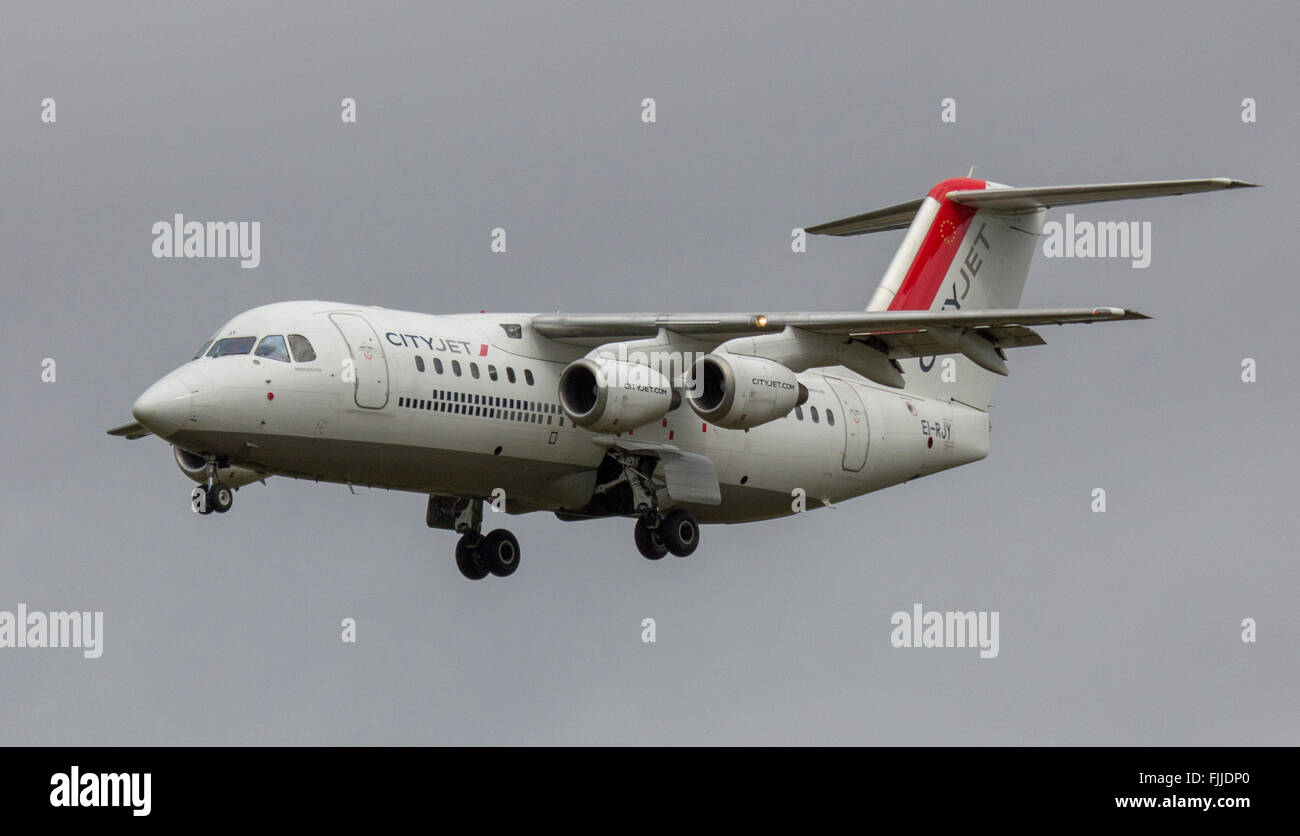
[106,421,152,440]
[531,307,1147,357]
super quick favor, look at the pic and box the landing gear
[634,518,668,560]
[455,535,490,580]
[479,529,521,577]
[601,448,703,561]
[207,482,233,514]
[190,454,233,515]
[433,495,522,580]
[634,509,700,559]
[659,509,699,557]
[191,486,213,515]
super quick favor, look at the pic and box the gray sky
[1,0,1296,745]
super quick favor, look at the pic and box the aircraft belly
[174,429,594,508]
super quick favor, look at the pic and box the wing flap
[877,324,1045,359]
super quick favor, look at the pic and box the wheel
[479,529,521,577]
[455,536,489,580]
[207,482,233,514]
[634,518,668,560]
[191,485,214,515]
[660,509,699,557]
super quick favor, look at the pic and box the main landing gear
[602,449,701,561]
[438,496,521,581]
[634,509,700,560]
[191,455,233,515]
[456,529,520,580]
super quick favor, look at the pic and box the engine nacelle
[558,357,679,433]
[174,446,265,489]
[686,352,807,429]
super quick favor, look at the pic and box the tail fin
[807,176,1255,410]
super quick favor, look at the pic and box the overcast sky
[1,0,1295,745]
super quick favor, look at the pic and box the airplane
[109,175,1254,580]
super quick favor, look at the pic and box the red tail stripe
[889,177,986,311]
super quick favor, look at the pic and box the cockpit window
[193,340,213,360]
[255,335,291,363]
[288,334,316,362]
[207,336,257,357]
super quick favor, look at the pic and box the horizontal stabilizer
[946,178,1257,211]
[804,198,925,237]
[805,177,1256,237]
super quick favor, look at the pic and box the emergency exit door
[329,313,389,409]
[826,378,869,472]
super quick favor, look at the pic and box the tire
[634,518,668,560]
[191,485,214,515]
[207,482,233,514]
[479,529,521,577]
[660,509,699,557]
[455,537,489,580]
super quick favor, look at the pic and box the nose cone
[132,377,191,438]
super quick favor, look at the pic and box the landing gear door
[826,378,869,472]
[329,313,389,409]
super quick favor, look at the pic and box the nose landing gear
[190,455,234,515]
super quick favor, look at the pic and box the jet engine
[173,446,265,489]
[686,352,808,429]
[558,357,679,433]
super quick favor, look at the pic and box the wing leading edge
[532,306,1146,344]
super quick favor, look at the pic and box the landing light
[754,315,768,328]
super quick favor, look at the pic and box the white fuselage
[138,301,990,523]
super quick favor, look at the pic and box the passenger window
[193,340,213,360]
[488,365,498,381]
[794,406,803,421]
[525,369,534,385]
[255,335,291,362]
[208,336,257,357]
[452,360,462,377]
[827,409,835,426]
[506,367,516,384]
[810,406,820,424]
[470,363,480,379]
[434,358,444,374]
[288,334,316,362]
[415,356,426,372]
